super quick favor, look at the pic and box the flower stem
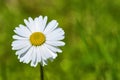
[40,64,44,80]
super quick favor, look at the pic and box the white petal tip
[58,50,62,53]
[30,64,37,67]
[12,47,15,50]
[61,42,65,46]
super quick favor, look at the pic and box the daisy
[11,16,65,67]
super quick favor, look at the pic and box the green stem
[40,64,44,80]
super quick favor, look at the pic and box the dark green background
[0,0,120,80]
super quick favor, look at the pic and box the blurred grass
[0,0,120,80]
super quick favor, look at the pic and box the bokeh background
[0,0,120,80]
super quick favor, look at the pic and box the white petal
[44,20,58,34]
[24,19,29,27]
[44,43,62,53]
[28,17,34,22]
[42,47,51,60]
[46,28,65,41]
[38,45,53,66]
[12,40,31,50]
[46,28,64,36]
[39,45,48,60]
[42,16,47,31]
[34,18,41,32]
[30,46,38,67]
[20,46,34,64]
[36,46,42,63]
[13,35,28,40]
[23,46,34,64]
[14,27,29,38]
[45,41,65,46]
[46,36,64,41]
[24,17,36,32]
[38,46,48,66]
[24,19,32,32]
[38,16,44,32]
[42,44,57,61]
[12,40,27,47]
[41,60,47,66]
[16,44,31,56]
[19,24,31,36]
[34,16,48,32]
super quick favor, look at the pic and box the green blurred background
[0,0,120,80]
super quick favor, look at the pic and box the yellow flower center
[30,32,45,46]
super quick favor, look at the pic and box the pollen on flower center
[30,32,45,46]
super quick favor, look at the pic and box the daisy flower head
[12,16,65,67]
